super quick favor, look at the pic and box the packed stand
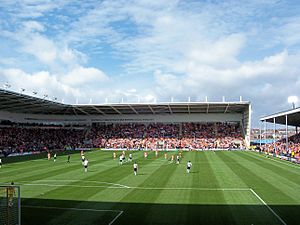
[87,122,245,150]
[0,126,88,156]
[261,132,300,161]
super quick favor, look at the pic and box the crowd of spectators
[0,122,245,156]
[87,122,245,150]
[0,126,87,156]
[261,132,300,160]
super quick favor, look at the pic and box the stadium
[0,88,299,225]
[1,1,300,225]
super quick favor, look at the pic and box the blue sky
[1,0,300,127]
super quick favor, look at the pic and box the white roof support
[224,104,230,113]
[128,105,139,114]
[148,105,155,114]
[206,103,209,113]
[168,104,173,114]
[74,107,90,116]
[91,106,106,115]
[110,106,122,114]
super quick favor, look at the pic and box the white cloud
[0,68,81,100]
[2,0,300,126]
[22,35,58,65]
[153,50,300,106]
[61,66,109,87]
[23,21,45,32]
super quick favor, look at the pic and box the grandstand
[260,107,300,163]
[0,89,251,151]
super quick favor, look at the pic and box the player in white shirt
[133,162,138,176]
[186,161,192,173]
[176,155,180,164]
[83,159,89,172]
[119,155,123,165]
[53,153,57,162]
[0,158,2,168]
[81,155,85,165]
[129,153,133,162]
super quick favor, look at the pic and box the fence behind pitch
[0,185,21,225]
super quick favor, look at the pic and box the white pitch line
[108,210,124,225]
[129,187,250,191]
[23,205,120,212]
[23,205,124,225]
[15,181,250,191]
[250,188,287,225]
[248,152,300,169]
[35,179,130,188]
[17,183,131,189]
[266,157,300,169]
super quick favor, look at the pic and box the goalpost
[0,185,21,225]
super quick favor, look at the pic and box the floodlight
[287,96,298,109]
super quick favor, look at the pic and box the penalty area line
[23,205,124,225]
[17,182,131,189]
[250,188,287,225]
[17,179,130,189]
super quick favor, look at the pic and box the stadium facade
[0,89,251,146]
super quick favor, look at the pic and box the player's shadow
[137,173,147,176]
[189,171,199,174]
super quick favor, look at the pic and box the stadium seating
[87,122,245,150]
[0,122,245,156]
[261,133,300,160]
[0,126,87,156]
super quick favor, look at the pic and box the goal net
[0,185,21,225]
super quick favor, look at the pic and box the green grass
[1,150,299,225]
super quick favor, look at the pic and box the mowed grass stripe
[238,151,300,188]
[154,151,197,204]
[218,152,290,225]
[242,151,300,175]
[220,152,298,225]
[213,152,248,188]
[116,152,184,225]
[223,152,298,203]
[18,151,130,200]
[204,152,240,223]
[9,152,112,184]
[0,151,111,183]
[213,152,274,225]
[25,152,143,201]
[21,151,153,224]
[30,151,167,204]
[230,152,300,204]
[4,150,298,225]
[80,152,170,202]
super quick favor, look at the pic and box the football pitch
[1,150,299,225]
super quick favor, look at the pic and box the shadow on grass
[20,198,299,225]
